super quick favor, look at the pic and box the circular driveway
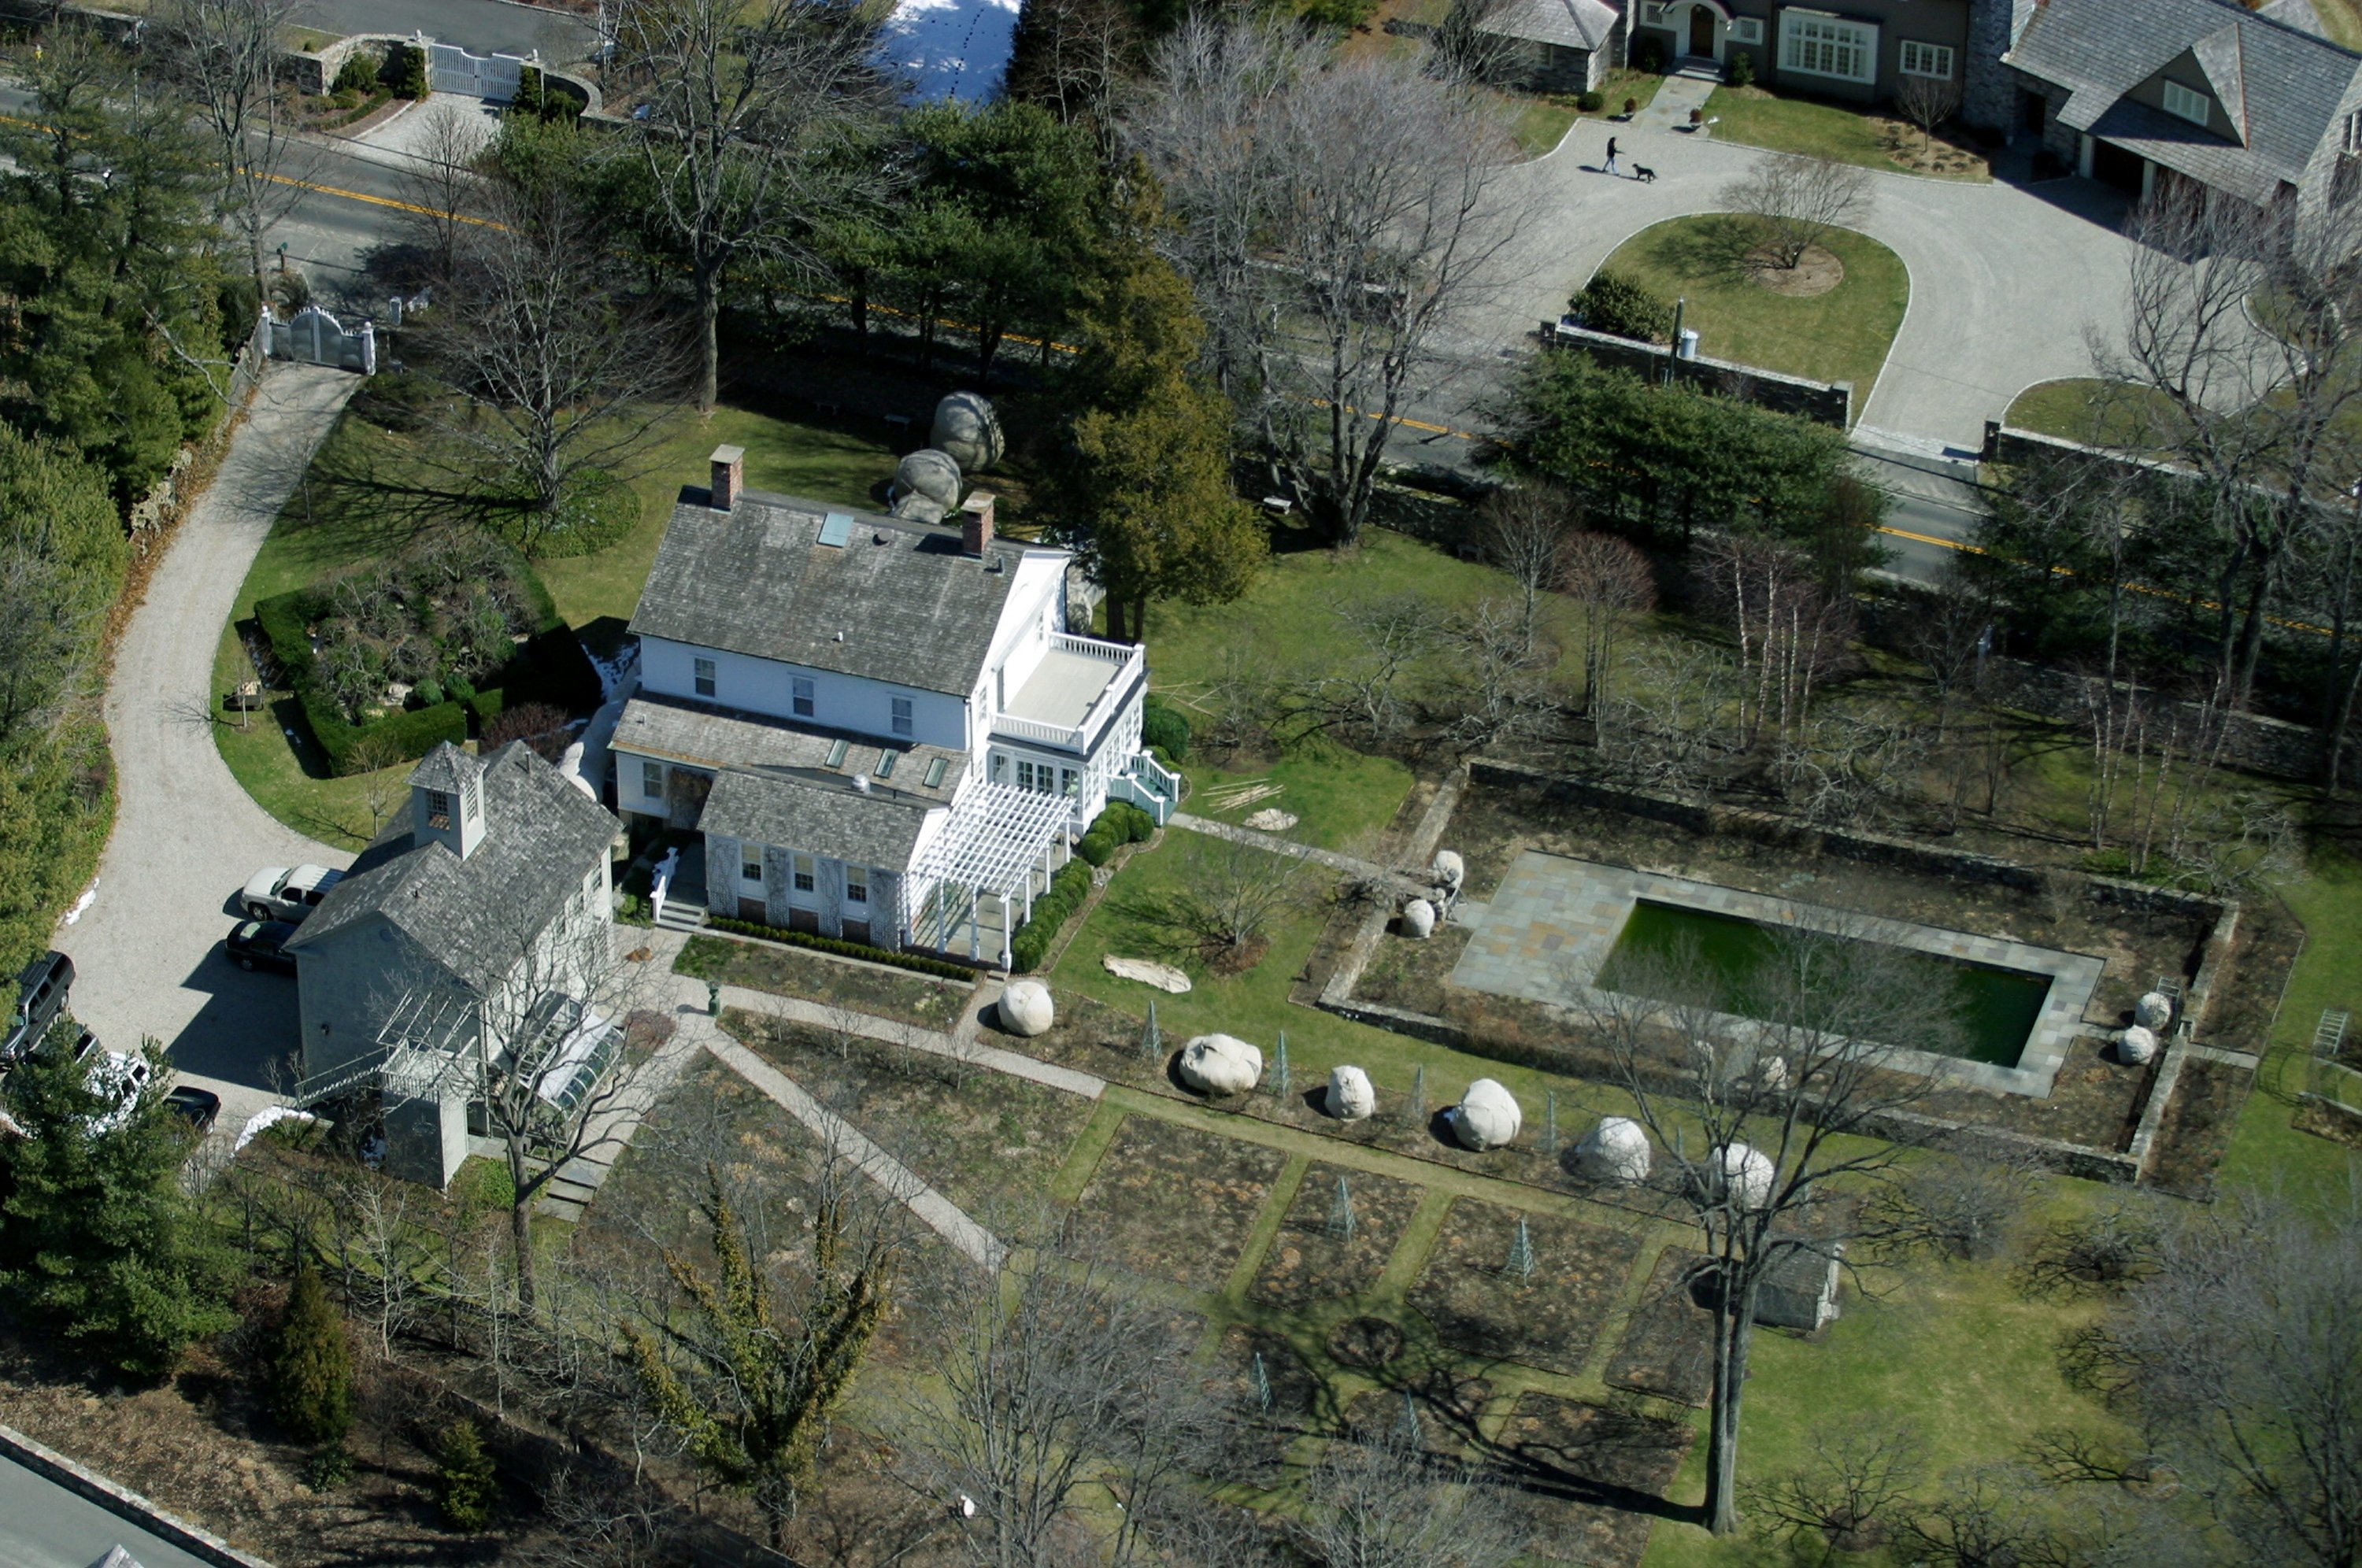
[53,366,358,1134]
[1487,116,2141,448]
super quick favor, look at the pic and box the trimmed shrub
[433,1418,497,1530]
[1075,829,1116,867]
[1142,700,1190,763]
[391,43,429,100]
[1576,90,1604,113]
[268,1266,351,1446]
[1727,48,1755,87]
[700,919,977,982]
[332,49,380,94]
[1632,35,1664,72]
[1570,268,1676,345]
[1114,802,1157,842]
[1052,860,1092,904]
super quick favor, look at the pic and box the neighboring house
[2001,0,2362,220]
[1628,0,2001,114]
[1478,0,1625,94]
[285,741,620,1187]
[609,448,1177,969]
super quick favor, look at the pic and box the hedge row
[1142,698,1190,763]
[703,918,978,982]
[1009,801,1155,971]
[1074,799,1155,867]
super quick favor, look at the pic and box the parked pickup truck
[239,864,343,923]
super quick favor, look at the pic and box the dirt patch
[1486,1392,1694,1568]
[1072,1115,1290,1292]
[1342,1367,1495,1459]
[1250,1164,1427,1312]
[1210,1324,1327,1429]
[1407,1199,1643,1375]
[2145,1056,2256,1200]
[1327,1316,1409,1370]
[1604,1248,1714,1407]
[2294,1094,2362,1147]
[1748,242,1842,296]
[1353,923,1472,1015]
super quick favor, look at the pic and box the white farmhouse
[609,447,1177,967]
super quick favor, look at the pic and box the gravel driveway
[54,365,359,1135]
[1488,120,2141,447]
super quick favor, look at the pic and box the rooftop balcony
[990,633,1145,754]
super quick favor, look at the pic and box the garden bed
[1603,1246,1713,1406]
[1487,1392,1694,1568]
[1405,1197,1643,1376]
[1070,1114,1290,1292]
[677,929,979,1008]
[1249,1163,1427,1312]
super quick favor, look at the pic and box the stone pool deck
[1452,852,2105,1097]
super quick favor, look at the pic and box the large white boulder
[1401,899,1437,939]
[890,448,962,523]
[1179,1034,1262,1096]
[1432,850,1464,893]
[931,391,1005,473]
[1328,1065,1376,1121]
[1450,1078,1522,1151]
[2134,992,2174,1031]
[998,979,1054,1037]
[1575,1117,1652,1184]
[1709,1143,1775,1211]
[2118,1024,2160,1066]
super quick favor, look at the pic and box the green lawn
[2004,378,2188,454]
[1703,86,1991,182]
[1594,215,1910,396]
[1501,72,1665,160]
[213,399,895,848]
[2311,0,2362,47]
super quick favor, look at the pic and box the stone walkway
[1631,75,1716,135]
[1169,813,1428,897]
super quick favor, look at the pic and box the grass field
[2004,377,2188,454]
[1702,86,1991,182]
[1593,215,1910,395]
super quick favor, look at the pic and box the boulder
[1243,808,1299,832]
[1401,898,1437,939]
[1450,1078,1522,1150]
[890,449,963,523]
[1327,1065,1376,1121]
[1432,850,1464,893]
[1709,1143,1775,1211]
[1575,1117,1651,1184]
[2118,1024,2160,1066]
[1179,1034,1262,1096]
[1103,955,1192,993]
[931,392,1005,473]
[2134,991,2174,1031]
[998,979,1054,1037]
[1757,1055,1790,1093]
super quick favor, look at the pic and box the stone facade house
[284,742,620,1187]
[1478,0,1626,94]
[609,449,1177,969]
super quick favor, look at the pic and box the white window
[793,853,816,893]
[890,696,914,737]
[424,789,452,830]
[2345,109,2362,153]
[1729,16,1762,44]
[693,656,716,697]
[1780,11,1875,84]
[2161,80,2211,128]
[1061,767,1079,799]
[742,853,762,884]
[1897,39,1952,79]
[792,675,815,718]
[846,871,868,904]
[1016,760,1041,793]
[991,752,1007,783]
[642,760,663,797]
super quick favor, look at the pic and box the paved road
[54,367,359,1137]
[1490,120,2141,449]
[288,0,598,62]
[0,1452,218,1568]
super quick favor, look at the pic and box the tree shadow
[1652,213,1761,284]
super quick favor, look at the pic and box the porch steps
[654,899,709,934]
[1672,55,1724,82]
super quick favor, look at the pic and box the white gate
[420,34,534,102]
[264,304,376,375]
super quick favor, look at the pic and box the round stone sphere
[1401,898,1436,939]
[890,448,962,523]
[1432,849,1465,893]
[1575,1116,1652,1184]
[1451,1078,1522,1150]
[2134,992,2174,1031]
[2119,1024,2160,1066]
[932,391,1005,474]
[998,979,1053,1037]
[1328,1064,1376,1121]
[1179,1033,1262,1096]
[1710,1143,1775,1211]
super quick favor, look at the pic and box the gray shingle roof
[1479,0,1616,50]
[611,695,964,802]
[700,768,936,871]
[286,742,619,993]
[2008,0,2362,202]
[409,743,482,794]
[628,489,1039,698]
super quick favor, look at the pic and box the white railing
[992,712,1087,749]
[1131,752,1180,802]
[1050,631,1145,671]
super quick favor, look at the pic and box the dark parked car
[224,919,300,974]
[2,951,73,1063]
[165,1084,221,1133]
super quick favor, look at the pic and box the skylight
[924,756,948,789]
[817,512,854,547]
[874,749,898,780]
[825,738,850,768]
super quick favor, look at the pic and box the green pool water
[1595,900,2051,1068]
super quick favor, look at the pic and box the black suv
[2,951,73,1063]
[224,919,300,974]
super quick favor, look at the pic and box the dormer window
[424,789,452,830]
[2163,80,2211,128]
[825,738,849,768]
[694,656,717,697]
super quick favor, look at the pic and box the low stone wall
[1541,320,1853,427]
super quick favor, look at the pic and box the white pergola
[906,781,1078,967]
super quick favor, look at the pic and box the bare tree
[1694,536,1855,754]
[616,0,892,409]
[1571,927,1962,1535]
[409,181,691,556]
[1164,834,1312,965]
[1134,17,1522,546]
[1866,1149,2042,1263]
[394,98,493,290]
[1744,1421,1926,1553]
[1429,0,1523,87]
[1295,593,1448,743]
[158,0,317,293]
[1442,597,1557,749]
[1292,1420,1526,1568]
[1560,529,1656,719]
[1903,1464,2090,1568]
[1891,72,1961,158]
[1475,484,1572,661]
[1718,153,1874,272]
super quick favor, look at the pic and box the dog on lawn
[1632,164,1658,183]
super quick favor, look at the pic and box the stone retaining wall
[1540,320,1853,427]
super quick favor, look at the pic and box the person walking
[1604,135,1622,177]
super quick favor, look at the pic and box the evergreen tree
[433,1418,498,1530]
[0,1041,237,1378]
[268,1264,352,1445]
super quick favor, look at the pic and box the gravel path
[54,365,360,1137]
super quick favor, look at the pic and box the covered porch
[907,781,1083,969]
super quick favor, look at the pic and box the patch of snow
[589,640,641,702]
[60,878,98,925]
[879,0,1020,102]
[236,1104,320,1152]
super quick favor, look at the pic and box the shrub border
[701,917,979,983]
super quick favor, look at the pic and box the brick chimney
[709,444,745,512]
[961,490,997,557]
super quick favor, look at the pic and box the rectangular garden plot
[1406,1199,1642,1376]
[1249,1164,1426,1312]
[1487,1392,1694,1568]
[1604,1248,1714,1407]
[1072,1115,1289,1292]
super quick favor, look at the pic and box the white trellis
[907,782,1077,967]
